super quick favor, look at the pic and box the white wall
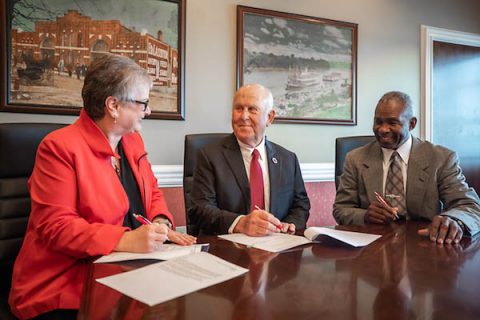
[2,0,480,165]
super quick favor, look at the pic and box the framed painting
[0,0,185,120]
[237,6,357,125]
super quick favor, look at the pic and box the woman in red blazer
[9,55,196,320]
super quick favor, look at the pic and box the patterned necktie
[385,151,406,215]
[249,149,265,211]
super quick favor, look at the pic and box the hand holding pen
[113,214,169,253]
[134,213,197,246]
[254,205,295,234]
[364,192,399,224]
[233,206,283,236]
[374,192,399,220]
[134,213,169,242]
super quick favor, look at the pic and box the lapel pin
[272,157,278,164]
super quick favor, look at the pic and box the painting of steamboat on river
[237,6,358,124]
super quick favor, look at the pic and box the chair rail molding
[152,163,335,188]
[420,25,480,141]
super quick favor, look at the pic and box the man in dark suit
[334,91,480,244]
[189,83,310,236]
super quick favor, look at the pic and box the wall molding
[420,25,480,141]
[152,163,335,188]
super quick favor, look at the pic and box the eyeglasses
[127,99,149,112]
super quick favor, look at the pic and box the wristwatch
[153,216,173,229]
[452,218,466,232]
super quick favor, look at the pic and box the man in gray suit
[334,91,480,244]
[189,84,310,236]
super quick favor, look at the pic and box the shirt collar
[381,134,412,165]
[237,137,267,161]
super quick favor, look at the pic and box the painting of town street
[7,0,181,116]
[241,9,357,124]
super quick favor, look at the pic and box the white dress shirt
[228,137,270,233]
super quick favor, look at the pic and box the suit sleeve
[281,154,310,229]
[29,138,127,258]
[189,148,241,235]
[437,151,480,236]
[333,152,368,225]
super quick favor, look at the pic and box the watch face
[154,217,172,229]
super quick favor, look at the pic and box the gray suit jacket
[189,134,310,235]
[333,137,480,236]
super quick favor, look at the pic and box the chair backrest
[0,123,66,309]
[335,135,375,189]
[183,133,229,236]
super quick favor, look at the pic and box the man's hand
[418,215,464,245]
[365,201,398,224]
[114,224,168,253]
[280,222,295,234]
[234,209,282,236]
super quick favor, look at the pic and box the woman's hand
[114,224,168,253]
[167,230,197,246]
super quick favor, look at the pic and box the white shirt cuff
[228,215,244,234]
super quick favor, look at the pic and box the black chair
[183,133,229,236]
[0,123,66,319]
[335,135,375,189]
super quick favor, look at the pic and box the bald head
[231,83,276,147]
[234,84,274,113]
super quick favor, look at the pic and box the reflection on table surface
[78,221,480,320]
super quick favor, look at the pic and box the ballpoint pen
[133,213,169,240]
[374,192,399,220]
[133,213,152,225]
[254,205,283,231]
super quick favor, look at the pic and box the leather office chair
[335,135,375,189]
[183,133,229,236]
[0,123,66,319]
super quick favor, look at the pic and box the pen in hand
[133,213,169,241]
[254,205,283,231]
[374,192,399,220]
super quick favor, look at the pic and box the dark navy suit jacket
[189,134,310,235]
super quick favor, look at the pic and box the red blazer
[9,110,173,319]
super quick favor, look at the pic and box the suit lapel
[363,142,384,203]
[406,138,430,214]
[222,135,250,207]
[266,140,280,214]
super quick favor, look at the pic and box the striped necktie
[385,151,406,215]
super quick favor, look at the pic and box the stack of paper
[96,252,248,306]
[95,243,210,263]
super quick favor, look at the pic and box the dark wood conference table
[78,221,480,319]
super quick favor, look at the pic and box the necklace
[111,157,120,176]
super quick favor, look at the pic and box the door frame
[420,25,480,141]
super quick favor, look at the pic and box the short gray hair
[235,83,274,113]
[82,54,152,120]
[376,91,414,120]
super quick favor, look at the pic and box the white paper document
[219,227,381,252]
[218,233,311,253]
[304,227,381,247]
[96,252,248,306]
[94,243,209,263]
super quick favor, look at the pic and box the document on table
[304,227,381,247]
[94,243,210,263]
[219,227,382,251]
[218,233,311,253]
[96,252,248,306]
